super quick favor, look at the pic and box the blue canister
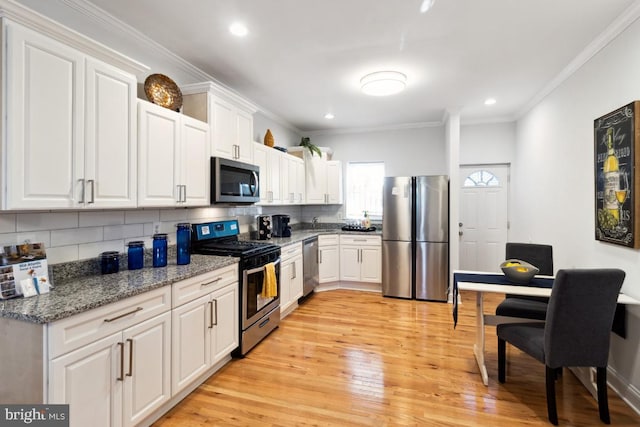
[152,233,168,267]
[176,223,191,265]
[127,241,145,270]
[100,251,120,274]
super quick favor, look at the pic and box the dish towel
[261,262,277,298]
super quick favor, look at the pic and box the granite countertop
[0,254,238,324]
[241,227,382,247]
[0,227,382,325]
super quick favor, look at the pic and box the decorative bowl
[500,259,539,284]
[144,74,183,111]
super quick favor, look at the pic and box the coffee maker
[257,215,272,240]
[272,214,291,237]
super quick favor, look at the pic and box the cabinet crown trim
[181,81,257,114]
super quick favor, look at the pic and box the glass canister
[100,251,120,274]
[152,233,168,267]
[127,241,145,270]
[176,223,191,265]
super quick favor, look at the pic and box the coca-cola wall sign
[594,101,640,248]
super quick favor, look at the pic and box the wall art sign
[594,101,640,248]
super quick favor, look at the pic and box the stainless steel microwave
[211,157,260,204]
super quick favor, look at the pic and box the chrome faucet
[312,217,319,228]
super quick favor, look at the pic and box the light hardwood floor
[153,289,640,426]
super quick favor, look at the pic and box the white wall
[253,112,301,147]
[311,126,446,177]
[460,122,516,165]
[512,13,640,401]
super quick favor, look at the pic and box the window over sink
[345,162,384,220]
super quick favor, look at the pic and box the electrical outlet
[153,222,161,234]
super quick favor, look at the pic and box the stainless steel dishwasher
[302,236,319,297]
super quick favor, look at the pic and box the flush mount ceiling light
[484,98,497,106]
[360,71,407,96]
[324,113,335,120]
[229,22,248,37]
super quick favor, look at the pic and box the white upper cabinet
[253,142,282,204]
[181,116,210,206]
[85,59,137,208]
[303,151,342,205]
[5,22,84,209]
[182,82,256,164]
[138,100,209,207]
[3,20,140,210]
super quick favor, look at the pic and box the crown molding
[61,0,303,131]
[305,120,444,137]
[181,82,258,113]
[0,0,149,75]
[516,0,640,119]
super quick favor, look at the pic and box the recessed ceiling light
[324,113,335,120]
[484,98,497,106]
[229,22,248,37]
[360,71,407,96]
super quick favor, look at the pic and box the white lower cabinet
[171,264,239,395]
[339,235,382,283]
[319,234,340,283]
[48,287,172,427]
[280,242,303,317]
[45,265,240,427]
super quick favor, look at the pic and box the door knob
[459,231,463,236]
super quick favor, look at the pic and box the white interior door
[458,165,509,272]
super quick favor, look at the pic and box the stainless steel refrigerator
[382,175,449,301]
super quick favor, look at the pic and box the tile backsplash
[0,207,254,264]
[0,204,348,265]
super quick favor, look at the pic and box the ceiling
[82,0,636,132]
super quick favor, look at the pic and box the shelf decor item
[144,73,183,111]
[264,129,275,147]
[299,136,322,157]
[594,101,640,248]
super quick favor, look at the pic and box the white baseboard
[316,281,381,293]
[607,366,640,416]
[570,366,640,417]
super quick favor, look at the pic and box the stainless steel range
[191,219,281,356]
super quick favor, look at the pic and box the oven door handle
[245,257,281,275]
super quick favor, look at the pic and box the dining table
[452,269,640,386]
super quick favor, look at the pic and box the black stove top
[194,239,278,258]
[191,219,279,258]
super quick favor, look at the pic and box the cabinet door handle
[87,180,95,204]
[201,277,222,287]
[319,249,322,264]
[208,301,214,329]
[78,179,85,203]
[104,307,143,323]
[292,261,296,280]
[213,299,218,326]
[126,338,133,377]
[182,185,187,202]
[117,342,125,381]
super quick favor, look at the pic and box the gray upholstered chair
[497,268,625,425]
[495,242,554,320]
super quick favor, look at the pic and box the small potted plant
[299,137,322,157]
